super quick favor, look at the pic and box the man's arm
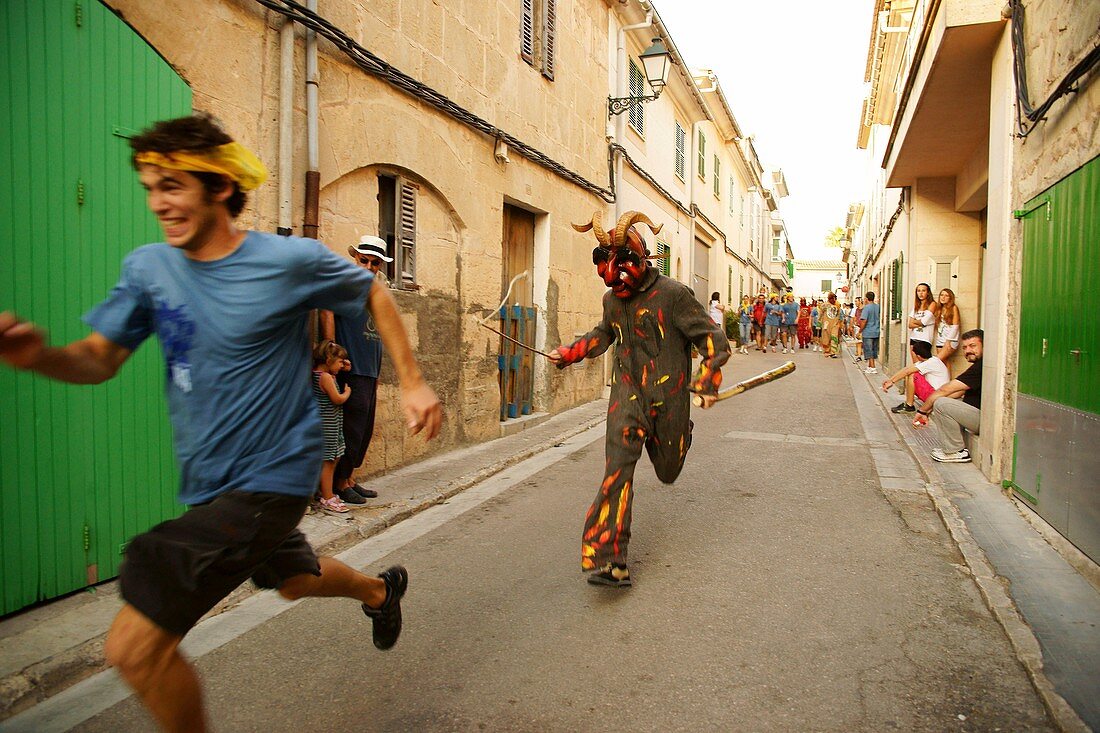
[366,286,442,439]
[319,310,335,342]
[1,313,131,384]
[674,288,731,408]
[881,365,917,391]
[918,378,969,413]
[549,295,616,368]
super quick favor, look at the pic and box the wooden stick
[693,360,796,407]
[478,321,555,359]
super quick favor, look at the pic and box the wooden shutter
[520,0,534,64]
[397,179,418,288]
[713,156,721,197]
[674,123,685,178]
[697,131,706,179]
[541,0,555,80]
[628,59,644,133]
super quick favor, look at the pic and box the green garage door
[0,0,191,614]
[1013,156,1100,564]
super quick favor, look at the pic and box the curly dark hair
[129,113,247,217]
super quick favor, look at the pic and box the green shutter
[0,0,190,614]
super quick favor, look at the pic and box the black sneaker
[335,487,367,505]
[587,563,632,588]
[362,565,407,650]
[351,484,378,499]
[890,402,916,413]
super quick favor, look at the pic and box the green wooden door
[1014,156,1100,562]
[0,0,191,614]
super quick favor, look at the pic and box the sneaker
[361,565,408,650]
[931,448,971,463]
[782,348,789,354]
[335,487,367,505]
[854,356,863,363]
[319,496,349,514]
[890,402,916,414]
[863,367,878,374]
[351,483,378,499]
[587,563,632,588]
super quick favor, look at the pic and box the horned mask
[572,210,663,298]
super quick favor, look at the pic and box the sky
[655,0,872,261]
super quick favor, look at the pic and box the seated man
[881,340,949,427]
[915,330,984,463]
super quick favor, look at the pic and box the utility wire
[1010,0,1100,137]
[255,0,615,201]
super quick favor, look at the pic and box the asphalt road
[73,348,1053,732]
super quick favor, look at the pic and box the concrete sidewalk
[0,399,609,721]
[842,340,1100,733]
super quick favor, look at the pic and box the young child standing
[313,340,352,514]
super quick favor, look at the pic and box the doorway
[500,205,536,420]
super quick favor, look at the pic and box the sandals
[319,496,349,514]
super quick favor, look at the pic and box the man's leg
[104,605,206,733]
[931,399,981,454]
[334,375,377,490]
[278,556,386,607]
[582,421,646,572]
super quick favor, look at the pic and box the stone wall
[106,0,614,476]
[1012,0,1100,201]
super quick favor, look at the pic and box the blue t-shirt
[738,306,752,325]
[781,302,798,325]
[84,233,374,505]
[765,303,782,326]
[860,301,881,338]
[811,307,820,326]
[335,301,383,378]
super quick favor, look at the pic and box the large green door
[1014,155,1100,563]
[0,0,191,614]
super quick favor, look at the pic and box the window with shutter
[520,0,534,65]
[396,179,418,288]
[541,0,555,79]
[728,178,736,215]
[697,131,706,180]
[628,59,645,134]
[674,123,685,179]
[713,157,721,198]
[657,241,670,276]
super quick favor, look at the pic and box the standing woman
[892,282,940,414]
[708,291,726,327]
[737,296,753,354]
[934,288,961,365]
[753,294,767,352]
[797,297,812,349]
[811,299,822,351]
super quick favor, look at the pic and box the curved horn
[572,210,610,246]
[613,211,663,246]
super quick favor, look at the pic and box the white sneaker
[782,348,788,354]
[931,448,971,463]
[863,367,877,374]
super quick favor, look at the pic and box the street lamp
[608,37,674,118]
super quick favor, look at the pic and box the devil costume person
[553,211,731,587]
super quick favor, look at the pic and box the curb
[848,348,1090,733]
[0,406,608,722]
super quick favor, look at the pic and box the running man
[0,114,442,733]
[549,210,730,588]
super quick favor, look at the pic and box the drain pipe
[278,15,294,236]
[303,0,320,239]
[612,3,654,222]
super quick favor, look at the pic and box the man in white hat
[320,235,394,505]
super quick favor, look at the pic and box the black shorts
[119,490,318,636]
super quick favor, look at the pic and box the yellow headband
[134,142,268,191]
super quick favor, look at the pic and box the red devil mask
[574,210,662,299]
